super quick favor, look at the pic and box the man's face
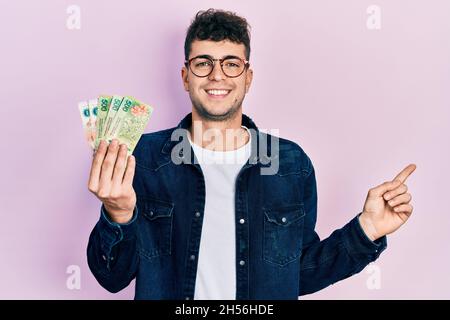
[182,39,253,121]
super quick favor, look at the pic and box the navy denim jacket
[87,113,387,300]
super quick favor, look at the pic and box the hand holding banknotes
[88,139,136,224]
[79,94,154,223]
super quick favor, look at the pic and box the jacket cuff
[97,205,139,257]
[341,213,387,260]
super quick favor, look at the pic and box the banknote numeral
[100,99,108,111]
[123,100,132,112]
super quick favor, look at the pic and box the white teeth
[206,90,230,96]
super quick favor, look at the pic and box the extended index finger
[393,163,417,183]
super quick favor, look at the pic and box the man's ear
[245,68,253,93]
[181,66,189,92]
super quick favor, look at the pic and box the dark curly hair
[184,9,251,61]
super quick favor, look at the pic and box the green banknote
[113,97,153,155]
[95,95,112,148]
[103,95,123,142]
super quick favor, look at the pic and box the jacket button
[190,255,196,260]
[150,211,154,217]
[281,217,287,223]
[239,219,245,224]
[195,211,201,218]
[240,260,245,266]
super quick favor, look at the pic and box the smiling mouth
[205,89,231,98]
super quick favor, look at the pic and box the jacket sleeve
[298,157,387,296]
[87,205,140,293]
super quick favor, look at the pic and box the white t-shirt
[189,127,251,300]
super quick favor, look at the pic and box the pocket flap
[138,198,174,220]
[263,204,305,226]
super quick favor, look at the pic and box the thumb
[370,179,402,198]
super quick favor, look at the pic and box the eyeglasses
[185,55,250,78]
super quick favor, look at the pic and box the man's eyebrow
[222,55,242,60]
[194,54,213,59]
[193,54,243,60]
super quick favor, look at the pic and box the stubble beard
[190,91,245,122]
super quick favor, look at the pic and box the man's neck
[189,109,250,151]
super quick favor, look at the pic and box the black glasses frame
[184,55,250,78]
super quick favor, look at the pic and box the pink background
[0,0,448,299]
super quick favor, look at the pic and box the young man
[87,9,416,300]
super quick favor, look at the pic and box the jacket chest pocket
[263,204,305,267]
[137,197,174,260]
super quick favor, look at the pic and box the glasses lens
[190,58,213,77]
[222,58,245,77]
[189,57,247,77]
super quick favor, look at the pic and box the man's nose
[208,62,226,81]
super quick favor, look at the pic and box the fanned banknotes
[78,95,153,155]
